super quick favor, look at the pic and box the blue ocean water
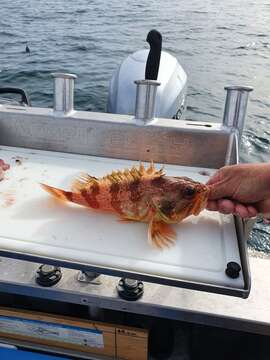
[0,0,269,252]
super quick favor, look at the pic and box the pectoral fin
[148,218,176,249]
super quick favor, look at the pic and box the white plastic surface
[0,146,244,289]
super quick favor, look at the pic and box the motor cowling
[107,48,187,119]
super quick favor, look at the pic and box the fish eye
[183,186,196,198]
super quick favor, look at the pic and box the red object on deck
[0,159,10,180]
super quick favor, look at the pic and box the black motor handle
[145,29,162,80]
[0,87,31,106]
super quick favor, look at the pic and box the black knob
[225,262,241,279]
[36,264,62,287]
[117,278,144,301]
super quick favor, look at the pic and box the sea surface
[0,0,269,253]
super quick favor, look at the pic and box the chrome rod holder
[223,85,253,165]
[223,85,253,138]
[52,73,77,115]
[223,86,255,245]
[134,80,160,125]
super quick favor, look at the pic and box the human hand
[206,163,270,218]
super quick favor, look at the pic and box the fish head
[177,177,209,215]
[155,176,209,221]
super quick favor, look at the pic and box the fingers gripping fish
[41,162,209,249]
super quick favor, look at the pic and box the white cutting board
[0,146,244,289]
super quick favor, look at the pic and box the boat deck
[0,253,269,336]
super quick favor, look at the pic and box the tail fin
[40,183,72,202]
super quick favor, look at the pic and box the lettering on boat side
[106,130,195,162]
[108,130,192,148]
[0,116,214,165]
[2,119,94,146]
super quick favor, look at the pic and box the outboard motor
[107,30,187,119]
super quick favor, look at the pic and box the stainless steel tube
[134,79,160,124]
[222,85,253,138]
[52,73,77,115]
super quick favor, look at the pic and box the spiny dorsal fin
[71,162,165,191]
[144,161,165,177]
[71,173,98,193]
[101,161,165,184]
[146,160,165,176]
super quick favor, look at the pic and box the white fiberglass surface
[0,146,244,289]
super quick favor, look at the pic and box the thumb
[206,168,232,200]
[206,170,223,186]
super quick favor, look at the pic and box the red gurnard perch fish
[41,162,209,249]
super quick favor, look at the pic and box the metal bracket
[77,271,101,285]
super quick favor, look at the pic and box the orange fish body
[41,162,209,249]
